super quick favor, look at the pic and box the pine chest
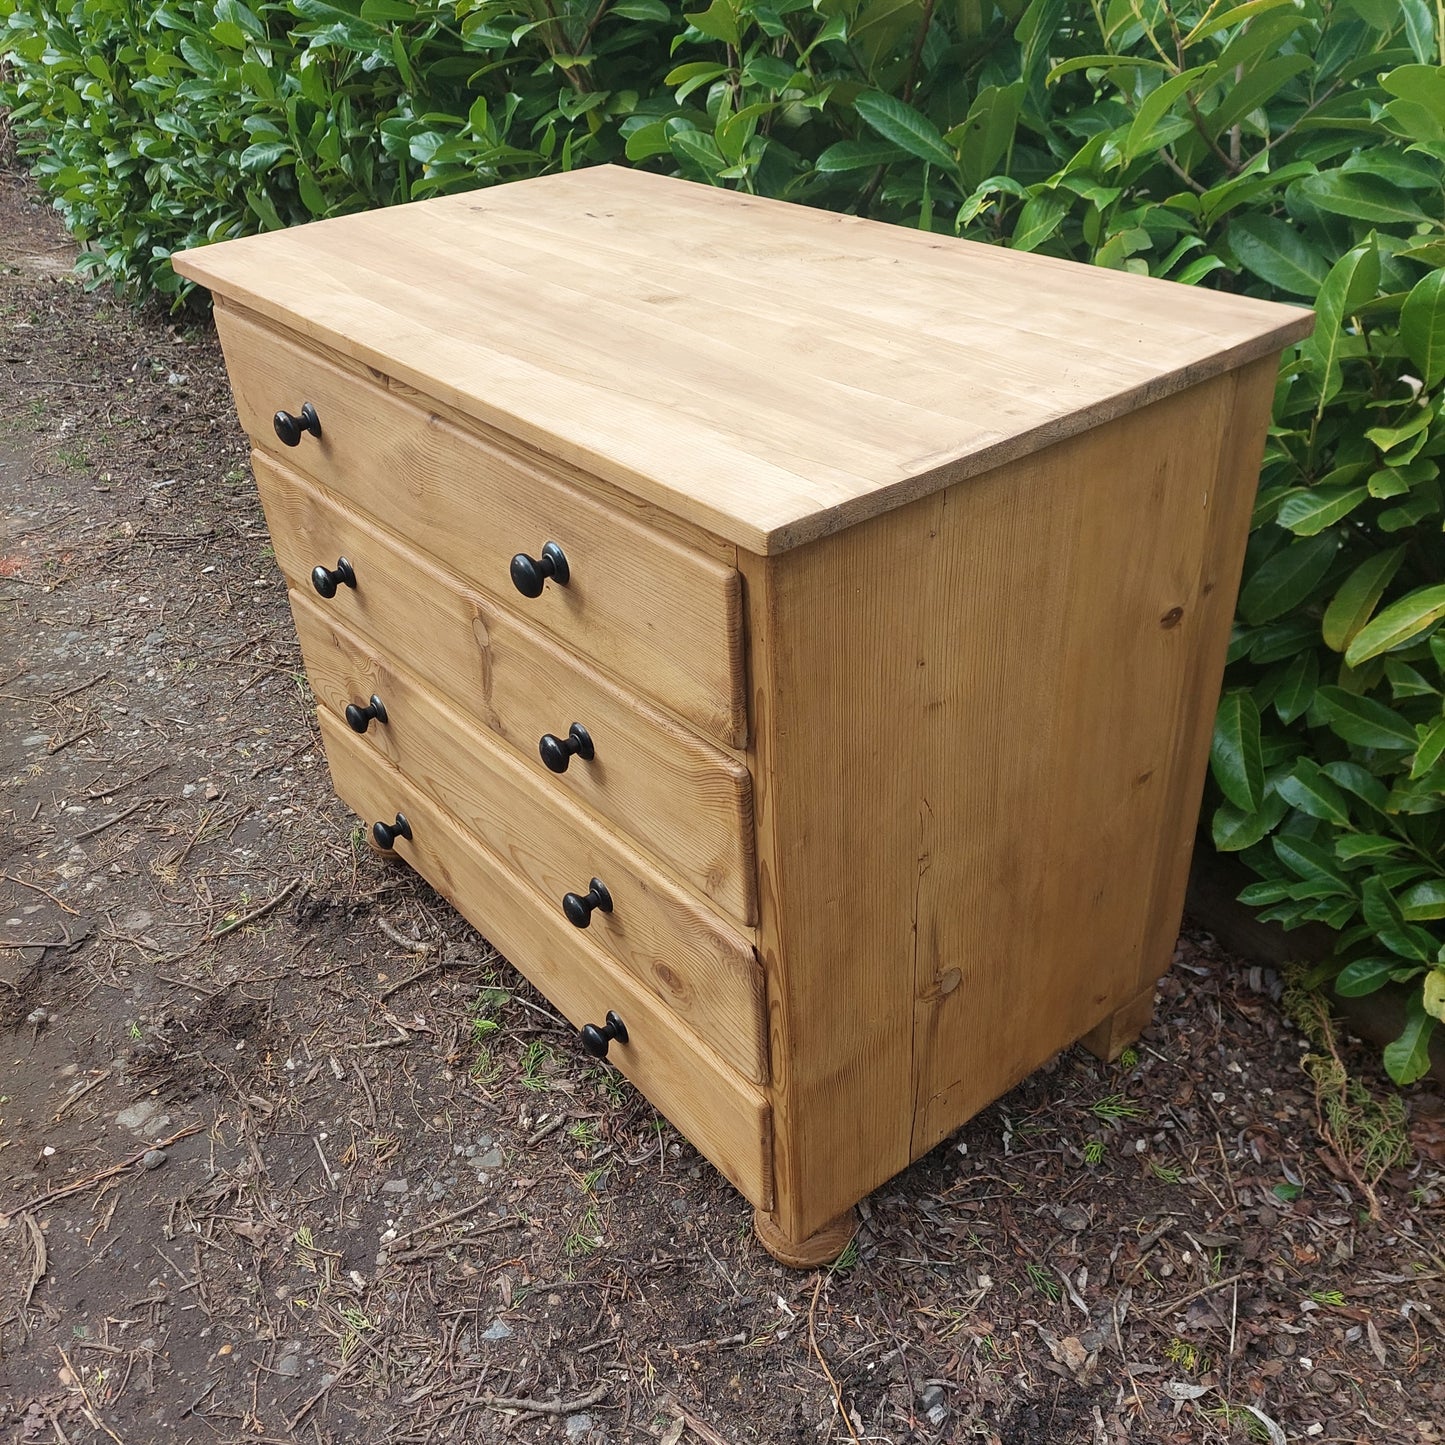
[173,167,1309,1264]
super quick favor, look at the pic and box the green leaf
[1346,584,1445,666]
[1401,269,1445,389]
[1230,215,1329,297]
[1274,834,1352,894]
[854,91,959,176]
[1400,0,1437,63]
[1335,957,1402,996]
[1304,239,1381,414]
[815,139,908,172]
[1274,649,1319,725]
[685,0,742,46]
[1323,547,1407,652]
[1277,758,1353,826]
[1426,967,1445,1020]
[1124,64,1218,161]
[1211,692,1265,811]
[1316,687,1420,749]
[1212,791,1289,851]
[1337,833,1403,861]
[1402,880,1445,920]
[1011,192,1068,252]
[1293,171,1435,226]
[1383,994,1436,1084]
[1238,533,1339,625]
[1413,717,1445,779]
[1276,485,1369,536]
[1323,761,1392,811]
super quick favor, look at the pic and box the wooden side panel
[252,453,757,926]
[295,594,767,1086]
[217,305,748,746]
[320,714,774,1209]
[749,368,1271,1239]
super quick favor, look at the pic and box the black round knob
[345,694,388,733]
[273,402,322,447]
[372,812,411,850]
[539,722,594,774]
[579,1011,628,1060]
[311,557,356,599]
[510,541,569,598]
[562,877,612,929]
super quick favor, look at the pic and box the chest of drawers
[174,166,1310,1265]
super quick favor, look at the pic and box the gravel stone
[141,1149,167,1170]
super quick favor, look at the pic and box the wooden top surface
[173,165,1312,554]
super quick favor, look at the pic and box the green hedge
[4,0,1444,1079]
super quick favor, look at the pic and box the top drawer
[214,304,748,749]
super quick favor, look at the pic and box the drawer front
[255,454,757,926]
[319,712,773,1210]
[298,596,768,1086]
[217,304,747,747]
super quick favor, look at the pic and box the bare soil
[1,165,1443,1445]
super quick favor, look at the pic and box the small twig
[9,1125,204,1214]
[50,671,109,704]
[1154,1272,1247,1319]
[53,1070,110,1122]
[808,1276,861,1444]
[210,878,300,940]
[57,1346,124,1445]
[668,1400,737,1445]
[85,761,167,801]
[47,725,98,756]
[478,1382,609,1417]
[378,956,468,1002]
[1,874,80,916]
[74,797,160,842]
[387,1201,518,1251]
[376,916,433,954]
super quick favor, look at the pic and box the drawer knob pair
[274,402,322,447]
[372,812,411,850]
[346,694,387,733]
[539,722,593,774]
[580,1011,628,1060]
[562,877,611,929]
[510,541,569,598]
[312,557,356,599]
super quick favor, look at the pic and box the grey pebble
[920,1385,945,1411]
[475,1148,503,1171]
[565,1414,592,1441]
[275,1354,301,1378]
[1058,1205,1090,1232]
[381,1178,408,1194]
[481,1321,513,1342]
[926,1404,948,1428]
[141,1149,167,1171]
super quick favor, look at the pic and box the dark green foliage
[3,0,1443,1077]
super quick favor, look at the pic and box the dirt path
[0,165,1442,1445]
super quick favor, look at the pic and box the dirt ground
[0,164,1443,1445]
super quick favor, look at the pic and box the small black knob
[273,402,322,447]
[539,722,594,774]
[510,541,569,598]
[562,877,612,929]
[345,694,388,733]
[580,1011,628,1060]
[372,812,411,850]
[311,557,356,598]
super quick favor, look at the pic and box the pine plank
[173,167,1314,554]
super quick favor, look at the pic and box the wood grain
[252,453,757,924]
[174,167,1313,555]
[319,713,773,1208]
[217,305,747,745]
[746,370,1269,1240]
[293,594,768,1085]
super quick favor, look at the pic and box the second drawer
[293,593,769,1087]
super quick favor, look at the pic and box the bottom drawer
[318,710,774,1210]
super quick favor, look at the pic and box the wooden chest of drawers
[174,166,1310,1265]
